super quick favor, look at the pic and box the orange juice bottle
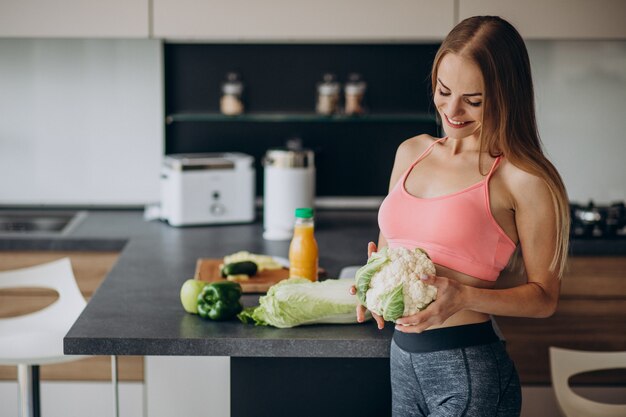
[289,208,319,281]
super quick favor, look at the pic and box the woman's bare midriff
[425,263,496,330]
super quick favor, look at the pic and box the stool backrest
[0,258,87,365]
[550,346,626,417]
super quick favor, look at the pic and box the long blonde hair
[432,16,570,277]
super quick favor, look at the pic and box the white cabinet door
[459,0,626,39]
[153,0,455,41]
[145,356,230,417]
[0,0,149,38]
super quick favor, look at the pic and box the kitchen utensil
[570,200,626,238]
[220,72,244,116]
[344,73,367,115]
[316,73,340,115]
[262,148,315,240]
[160,153,255,226]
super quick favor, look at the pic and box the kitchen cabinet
[0,0,149,38]
[153,0,455,41]
[164,43,441,197]
[458,0,626,39]
[0,251,143,382]
[495,256,626,384]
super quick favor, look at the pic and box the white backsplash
[527,40,626,204]
[0,39,624,206]
[0,39,163,206]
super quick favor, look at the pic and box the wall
[528,40,626,204]
[0,39,163,206]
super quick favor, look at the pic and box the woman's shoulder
[387,134,439,188]
[497,157,553,202]
[395,134,439,162]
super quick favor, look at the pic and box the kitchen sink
[0,210,87,236]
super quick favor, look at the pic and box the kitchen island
[51,210,392,417]
[53,210,390,356]
[2,209,624,416]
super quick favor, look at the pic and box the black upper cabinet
[164,43,441,197]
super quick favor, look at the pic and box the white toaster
[160,153,255,226]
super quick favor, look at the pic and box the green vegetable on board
[223,251,283,271]
[197,281,244,320]
[221,261,258,277]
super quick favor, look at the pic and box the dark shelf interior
[166,112,437,124]
[164,43,442,196]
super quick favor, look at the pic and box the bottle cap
[295,208,314,218]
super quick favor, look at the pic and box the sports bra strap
[404,138,502,183]
[486,155,502,180]
[411,137,448,167]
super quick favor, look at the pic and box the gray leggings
[391,338,521,417]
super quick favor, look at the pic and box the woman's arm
[396,168,562,332]
[469,169,561,316]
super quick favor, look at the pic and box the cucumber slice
[221,261,258,277]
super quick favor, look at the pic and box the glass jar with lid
[315,73,340,116]
[344,73,367,116]
[220,72,244,116]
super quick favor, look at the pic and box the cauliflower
[355,246,437,322]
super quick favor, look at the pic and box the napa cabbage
[238,277,368,328]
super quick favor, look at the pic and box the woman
[352,16,570,417]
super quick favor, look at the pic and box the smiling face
[433,53,484,140]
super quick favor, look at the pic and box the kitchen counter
[0,209,393,359]
[29,209,392,358]
[0,209,622,359]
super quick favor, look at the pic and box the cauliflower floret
[356,246,437,322]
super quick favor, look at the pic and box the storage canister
[262,149,316,240]
[315,73,340,115]
[220,72,244,116]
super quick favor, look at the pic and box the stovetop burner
[570,201,626,239]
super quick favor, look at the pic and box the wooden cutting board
[194,258,326,293]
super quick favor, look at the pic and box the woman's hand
[349,241,385,330]
[394,274,468,333]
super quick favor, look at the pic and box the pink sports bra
[378,137,517,281]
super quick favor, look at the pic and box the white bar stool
[550,347,626,417]
[0,258,93,417]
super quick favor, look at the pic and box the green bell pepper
[197,281,243,320]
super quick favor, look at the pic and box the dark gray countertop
[56,210,394,358]
[1,209,623,358]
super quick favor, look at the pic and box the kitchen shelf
[165,112,436,124]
